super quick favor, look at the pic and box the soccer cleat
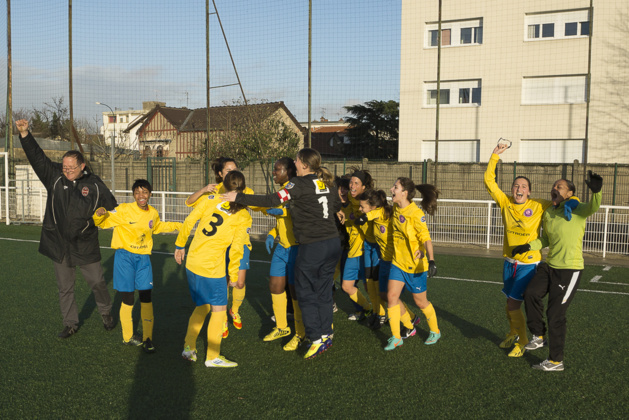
[524,335,547,351]
[508,343,526,358]
[102,313,116,331]
[532,359,564,372]
[401,326,417,339]
[263,327,291,342]
[182,345,197,362]
[58,326,77,339]
[222,321,229,339]
[412,314,421,326]
[304,336,332,359]
[123,335,143,346]
[384,336,404,351]
[332,302,338,313]
[424,331,441,345]
[347,311,362,321]
[229,309,242,329]
[205,355,238,368]
[283,335,304,351]
[142,338,156,354]
[499,333,519,349]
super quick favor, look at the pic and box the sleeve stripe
[277,189,291,203]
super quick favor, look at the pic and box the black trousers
[294,237,341,341]
[524,263,582,362]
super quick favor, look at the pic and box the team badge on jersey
[399,215,406,223]
[81,186,89,197]
[278,189,291,203]
[285,182,295,190]
[380,225,386,233]
[217,201,232,215]
[208,195,215,200]
[149,220,154,229]
[247,227,252,234]
[421,216,426,223]
[524,209,533,217]
[313,179,329,194]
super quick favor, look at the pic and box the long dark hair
[276,157,297,179]
[348,166,374,190]
[358,189,392,220]
[396,177,440,216]
[211,157,237,183]
[223,171,247,213]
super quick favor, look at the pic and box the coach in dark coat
[16,119,118,338]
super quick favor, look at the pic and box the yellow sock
[119,303,134,342]
[365,278,379,314]
[231,286,246,314]
[387,304,402,338]
[349,290,371,311]
[206,310,227,361]
[379,299,388,316]
[421,303,439,333]
[402,302,415,323]
[271,292,288,329]
[506,304,517,335]
[140,302,154,341]
[374,282,386,316]
[509,309,528,346]
[292,299,305,338]
[184,304,211,350]
[400,310,413,329]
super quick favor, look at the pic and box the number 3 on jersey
[317,196,329,218]
[202,213,224,236]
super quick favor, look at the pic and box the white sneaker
[205,355,238,368]
[532,359,564,371]
[524,335,547,351]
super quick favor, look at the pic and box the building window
[425,79,481,107]
[525,9,589,41]
[522,75,587,105]
[108,116,117,123]
[421,140,480,162]
[426,18,482,48]
[520,139,584,163]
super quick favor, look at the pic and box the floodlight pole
[96,102,116,195]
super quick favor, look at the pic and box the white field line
[3,237,629,296]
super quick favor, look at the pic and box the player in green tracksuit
[512,171,602,371]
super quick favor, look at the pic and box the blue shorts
[113,249,153,292]
[270,244,299,285]
[226,244,250,271]
[186,268,228,306]
[502,259,539,301]
[378,260,392,293]
[342,255,365,282]
[363,241,380,269]
[389,265,428,294]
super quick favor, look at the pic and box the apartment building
[399,0,628,164]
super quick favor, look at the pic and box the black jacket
[20,132,118,266]
[235,174,341,244]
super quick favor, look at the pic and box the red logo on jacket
[81,187,89,197]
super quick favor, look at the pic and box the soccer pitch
[1,224,628,419]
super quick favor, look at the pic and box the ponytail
[358,189,392,220]
[397,177,440,216]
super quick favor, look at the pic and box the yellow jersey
[484,154,552,263]
[391,202,431,274]
[349,195,376,244]
[366,207,394,262]
[176,194,252,280]
[94,202,181,255]
[264,181,297,248]
[341,199,364,259]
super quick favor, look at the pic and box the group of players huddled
[95,144,602,371]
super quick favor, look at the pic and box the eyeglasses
[62,165,81,172]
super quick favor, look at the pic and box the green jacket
[530,191,602,270]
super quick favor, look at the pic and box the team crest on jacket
[149,220,154,229]
[313,179,329,194]
[524,209,533,217]
[379,225,386,233]
[421,216,426,223]
[399,215,406,223]
[285,182,295,189]
[81,186,89,197]
[208,195,215,200]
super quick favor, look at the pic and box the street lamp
[95,102,116,195]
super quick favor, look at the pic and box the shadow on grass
[432,305,502,344]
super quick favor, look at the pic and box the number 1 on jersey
[317,196,329,218]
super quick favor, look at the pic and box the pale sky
[0,0,401,125]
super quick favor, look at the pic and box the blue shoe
[384,336,403,351]
[424,331,441,345]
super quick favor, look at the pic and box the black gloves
[511,244,531,257]
[354,214,368,226]
[428,260,437,278]
[585,170,603,193]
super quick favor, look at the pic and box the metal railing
[2,181,628,258]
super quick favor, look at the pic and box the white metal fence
[2,181,628,258]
